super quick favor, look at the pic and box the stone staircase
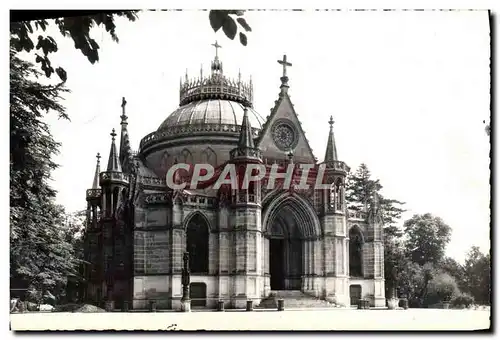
[257,290,338,309]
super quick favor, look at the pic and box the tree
[346,163,406,297]
[464,246,491,305]
[403,213,452,266]
[10,49,78,303]
[384,235,407,298]
[440,257,467,292]
[425,271,460,305]
[208,10,252,46]
[10,10,251,82]
[346,163,406,234]
[396,260,426,307]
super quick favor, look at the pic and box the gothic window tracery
[201,147,217,166]
[349,227,364,277]
[160,152,170,171]
[186,213,209,273]
[181,149,193,165]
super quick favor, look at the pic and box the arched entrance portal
[263,192,321,292]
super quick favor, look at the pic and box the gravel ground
[10,308,491,331]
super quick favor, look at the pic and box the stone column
[180,252,191,312]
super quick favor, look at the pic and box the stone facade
[83,49,385,310]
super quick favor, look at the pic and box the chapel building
[83,43,385,309]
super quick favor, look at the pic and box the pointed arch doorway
[263,192,321,291]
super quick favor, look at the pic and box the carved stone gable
[257,95,315,163]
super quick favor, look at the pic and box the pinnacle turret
[119,97,132,165]
[324,116,338,163]
[230,106,261,161]
[238,107,255,149]
[107,128,122,172]
[92,153,101,189]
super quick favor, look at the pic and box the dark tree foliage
[440,257,467,292]
[346,163,406,236]
[208,10,252,46]
[10,10,251,82]
[10,50,79,302]
[403,213,452,266]
[464,246,491,304]
[10,11,139,81]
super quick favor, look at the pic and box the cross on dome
[212,40,222,59]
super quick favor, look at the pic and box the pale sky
[27,10,490,263]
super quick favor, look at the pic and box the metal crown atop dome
[179,41,254,107]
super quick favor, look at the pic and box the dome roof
[157,99,265,131]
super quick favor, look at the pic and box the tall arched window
[335,178,343,211]
[329,183,336,210]
[112,187,120,216]
[349,227,364,277]
[186,213,209,273]
[105,188,112,217]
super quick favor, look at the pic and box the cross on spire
[121,97,128,122]
[96,152,101,164]
[277,54,292,78]
[329,116,335,127]
[212,40,222,58]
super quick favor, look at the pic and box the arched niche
[184,212,210,274]
[349,226,364,277]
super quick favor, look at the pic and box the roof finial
[212,40,222,59]
[200,64,203,79]
[96,152,101,164]
[185,69,188,82]
[110,128,116,141]
[329,115,334,128]
[120,97,128,123]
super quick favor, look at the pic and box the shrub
[426,272,460,304]
[451,293,475,309]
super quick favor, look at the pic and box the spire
[230,106,262,161]
[119,97,132,164]
[238,107,255,149]
[92,153,101,189]
[107,128,122,172]
[277,54,292,96]
[324,116,338,163]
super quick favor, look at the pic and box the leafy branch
[209,10,252,46]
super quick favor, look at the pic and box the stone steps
[257,290,338,309]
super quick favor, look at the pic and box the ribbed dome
[157,99,265,131]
